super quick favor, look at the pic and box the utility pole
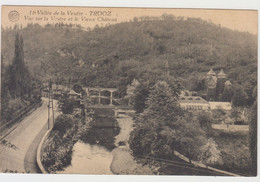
[47,79,55,130]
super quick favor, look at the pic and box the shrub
[197,112,213,136]
[198,138,223,165]
[52,114,74,135]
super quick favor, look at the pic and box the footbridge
[84,87,118,106]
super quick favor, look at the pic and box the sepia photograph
[0,3,258,180]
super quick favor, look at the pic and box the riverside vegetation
[41,104,120,173]
[128,80,256,176]
[41,114,92,173]
[1,14,257,175]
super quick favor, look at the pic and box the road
[0,98,58,173]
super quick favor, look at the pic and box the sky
[1,6,258,34]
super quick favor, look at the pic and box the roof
[209,102,232,110]
[69,90,81,96]
[180,90,198,97]
[207,68,216,76]
[178,96,208,104]
[218,69,226,78]
[225,80,232,86]
[218,69,226,76]
[180,90,189,96]
[85,87,117,92]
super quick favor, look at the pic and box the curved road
[0,98,57,173]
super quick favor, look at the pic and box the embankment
[38,114,91,173]
[110,114,156,175]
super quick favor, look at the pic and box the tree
[8,33,31,98]
[133,83,150,113]
[130,81,183,157]
[58,93,77,114]
[249,100,257,175]
[172,115,208,160]
[221,86,233,102]
[198,138,222,165]
[129,80,221,163]
[230,108,241,122]
[145,81,183,121]
[231,83,248,107]
[197,112,213,136]
[72,84,83,94]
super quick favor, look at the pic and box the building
[69,90,83,106]
[52,84,66,98]
[180,90,198,97]
[69,90,81,100]
[208,102,232,111]
[178,95,232,111]
[206,68,232,101]
[178,96,210,111]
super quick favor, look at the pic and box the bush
[41,114,81,172]
[52,114,74,135]
[58,94,79,114]
[129,127,153,155]
[198,138,222,165]
[197,112,213,136]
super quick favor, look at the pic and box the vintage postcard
[0,5,257,177]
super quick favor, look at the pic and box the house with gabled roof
[206,68,232,101]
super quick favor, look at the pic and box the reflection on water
[59,112,119,174]
[80,127,120,151]
[59,141,113,174]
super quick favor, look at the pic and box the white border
[0,0,259,182]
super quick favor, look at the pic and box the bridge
[84,87,118,106]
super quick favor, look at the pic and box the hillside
[1,16,257,101]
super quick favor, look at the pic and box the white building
[178,96,210,111]
[208,102,232,111]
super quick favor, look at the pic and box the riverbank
[41,114,91,173]
[110,114,156,175]
[40,111,157,174]
[53,108,119,174]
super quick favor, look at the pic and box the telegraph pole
[47,79,55,129]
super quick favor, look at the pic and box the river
[58,111,119,174]
[58,141,113,174]
[58,113,153,175]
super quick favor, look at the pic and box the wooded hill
[1,15,257,103]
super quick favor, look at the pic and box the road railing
[36,128,51,174]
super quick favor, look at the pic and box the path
[0,98,58,173]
